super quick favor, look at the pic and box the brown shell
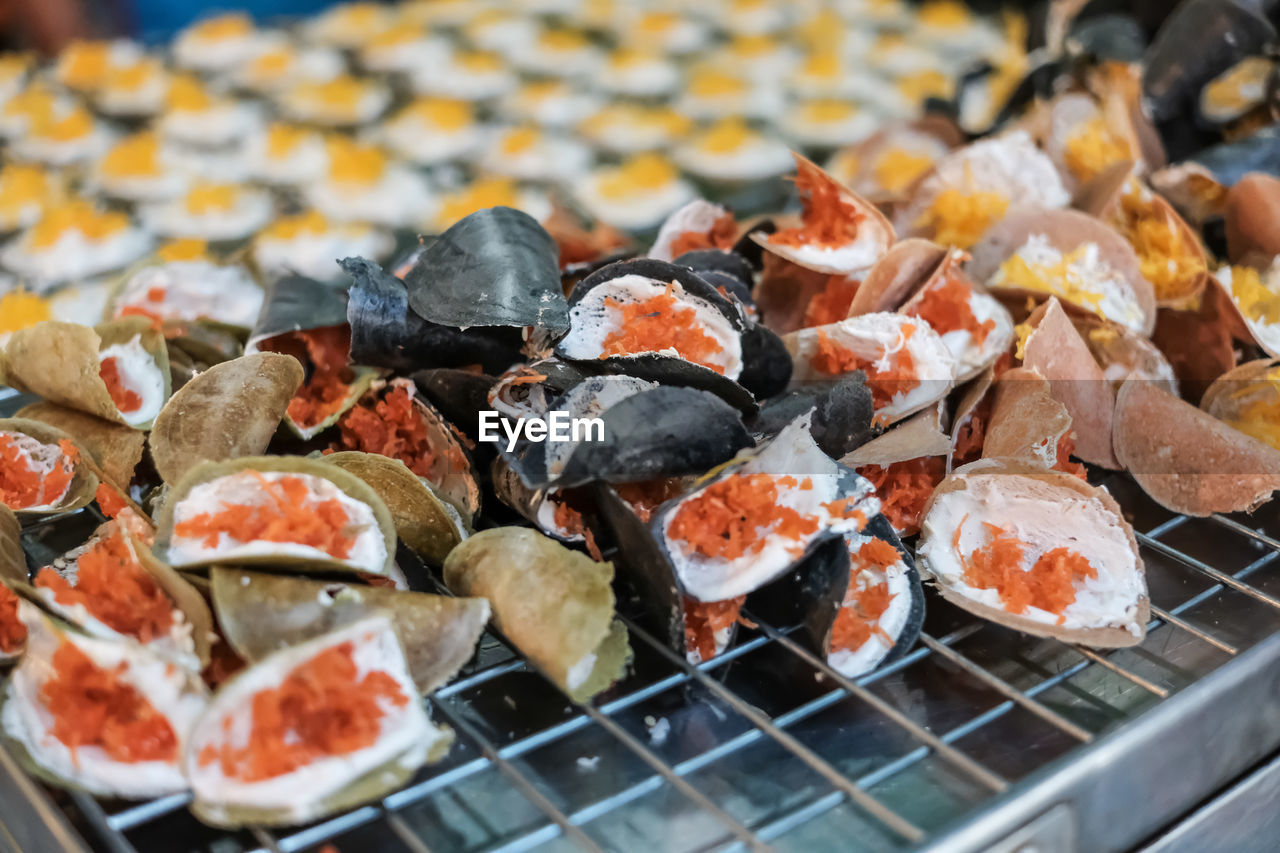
[1070,316,1179,394]
[947,368,995,472]
[14,402,145,490]
[1150,283,1243,402]
[1113,378,1280,515]
[981,367,1072,466]
[1021,298,1120,468]
[1208,266,1280,359]
[1224,173,1280,265]
[840,403,950,467]
[149,353,304,485]
[1200,358,1280,422]
[1148,162,1229,226]
[919,457,1148,647]
[2,318,171,429]
[1044,91,1142,194]
[754,252,843,336]
[0,505,24,585]
[847,238,948,316]
[752,153,896,275]
[968,206,1157,337]
[131,530,215,667]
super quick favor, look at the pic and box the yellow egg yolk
[29,202,128,249]
[265,124,308,159]
[1063,117,1129,183]
[1013,321,1033,359]
[799,51,841,80]
[795,12,843,50]
[518,81,563,103]
[689,70,746,98]
[262,211,330,241]
[872,148,934,194]
[0,289,50,333]
[33,107,93,142]
[800,99,856,124]
[1229,266,1280,325]
[58,41,113,90]
[1226,369,1280,450]
[407,97,471,130]
[637,12,678,35]
[4,89,57,125]
[539,29,589,52]
[608,48,653,70]
[598,154,677,199]
[0,165,54,211]
[104,60,159,93]
[997,246,1107,314]
[157,239,208,262]
[697,118,755,154]
[438,178,520,228]
[918,0,971,28]
[1204,56,1271,114]
[190,13,253,42]
[304,76,368,110]
[728,35,775,58]
[167,76,212,112]
[328,139,387,183]
[185,184,239,215]
[367,23,422,50]
[915,188,1009,249]
[330,2,382,30]
[896,70,954,104]
[457,51,502,73]
[0,53,32,82]
[248,48,293,80]
[101,132,160,178]
[500,127,539,156]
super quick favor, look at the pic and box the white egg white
[410,54,516,101]
[573,168,696,231]
[253,221,394,282]
[305,164,436,230]
[2,220,152,287]
[674,129,793,183]
[139,187,273,242]
[480,129,592,183]
[114,260,264,328]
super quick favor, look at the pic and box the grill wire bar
[5,454,1280,852]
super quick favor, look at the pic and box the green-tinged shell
[443,528,631,703]
[0,418,98,518]
[2,605,209,799]
[1,318,171,430]
[0,506,26,584]
[153,456,397,577]
[322,452,468,566]
[166,320,248,367]
[186,616,453,828]
[210,567,488,693]
[14,401,146,490]
[286,366,380,441]
[149,353,304,485]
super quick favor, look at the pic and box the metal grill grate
[6,381,1280,853]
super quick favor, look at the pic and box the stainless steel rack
[4,380,1280,852]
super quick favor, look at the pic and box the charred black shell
[343,256,523,375]
[749,376,876,459]
[673,249,755,291]
[251,273,349,344]
[403,206,569,333]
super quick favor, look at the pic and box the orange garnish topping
[856,457,945,536]
[259,326,354,430]
[810,327,919,408]
[1053,432,1087,479]
[668,473,820,560]
[197,640,407,781]
[332,386,433,477]
[118,306,165,329]
[830,538,899,651]
[552,498,585,537]
[0,435,76,509]
[669,213,737,258]
[682,595,745,662]
[771,164,865,249]
[35,529,173,643]
[600,282,725,373]
[613,477,685,523]
[173,473,356,560]
[905,274,995,345]
[0,584,26,653]
[42,640,178,764]
[99,356,143,414]
[802,276,859,328]
[94,482,128,519]
[961,523,1097,617]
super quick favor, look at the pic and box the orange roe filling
[259,326,354,430]
[856,457,945,536]
[802,276,859,328]
[42,640,178,764]
[35,529,174,643]
[830,539,900,652]
[668,212,737,258]
[960,521,1097,619]
[771,166,865,249]
[0,584,26,653]
[0,435,77,510]
[99,356,143,414]
[600,282,725,374]
[614,477,685,523]
[95,482,128,519]
[197,640,408,782]
[1053,433,1088,480]
[682,595,745,662]
[905,275,995,345]
[810,327,919,408]
[552,498,585,536]
[173,473,356,560]
[333,386,434,478]
[668,474,820,560]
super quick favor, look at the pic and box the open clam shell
[323,451,469,567]
[149,353,304,485]
[751,154,894,278]
[342,257,525,375]
[750,376,876,460]
[186,616,452,828]
[1210,262,1280,359]
[1151,277,1243,399]
[3,317,172,430]
[15,401,146,491]
[1113,377,1280,515]
[443,527,631,703]
[980,367,1076,473]
[153,456,397,577]
[210,567,487,694]
[969,206,1157,336]
[918,458,1149,647]
[0,418,98,517]
[3,604,209,799]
